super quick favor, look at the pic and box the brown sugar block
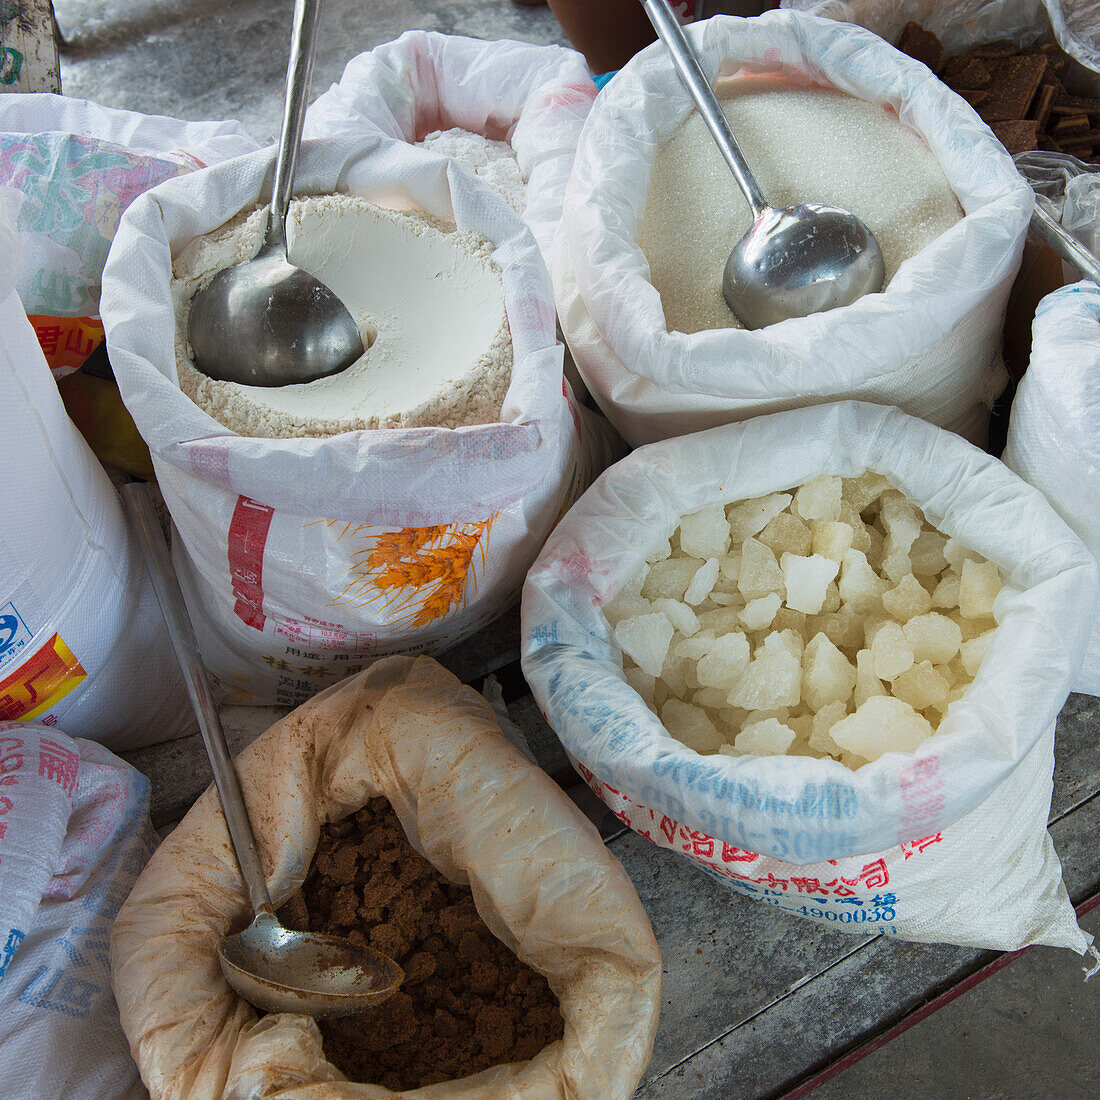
[1052,113,1092,136]
[942,56,992,88]
[1049,95,1100,120]
[1029,84,1057,130]
[969,40,1023,58]
[982,54,1048,121]
[897,21,946,72]
[991,120,1040,155]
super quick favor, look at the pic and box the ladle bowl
[723,203,886,330]
[219,911,404,1018]
[641,0,885,328]
[187,0,364,387]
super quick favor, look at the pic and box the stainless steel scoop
[187,0,364,387]
[640,0,886,329]
[121,482,402,1018]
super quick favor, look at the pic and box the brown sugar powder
[278,798,564,1090]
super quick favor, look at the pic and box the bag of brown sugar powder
[110,657,662,1100]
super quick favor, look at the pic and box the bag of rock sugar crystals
[111,657,662,1100]
[521,401,1100,953]
[554,9,1034,448]
[0,722,157,1100]
[1004,282,1100,697]
[102,135,610,705]
[303,32,596,276]
[0,187,190,749]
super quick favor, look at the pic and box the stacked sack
[0,722,156,1099]
[302,31,597,275]
[1004,282,1100,695]
[554,9,1033,446]
[0,185,190,749]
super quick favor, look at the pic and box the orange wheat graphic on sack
[307,517,497,627]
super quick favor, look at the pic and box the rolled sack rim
[561,9,1034,402]
[101,134,566,525]
[520,401,1099,863]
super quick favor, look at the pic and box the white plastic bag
[0,92,258,378]
[1004,282,1100,696]
[0,722,157,1100]
[0,191,190,749]
[783,0,1100,84]
[111,657,662,1100]
[521,401,1098,950]
[102,136,609,705]
[554,9,1032,447]
[303,32,595,276]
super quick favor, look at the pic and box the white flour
[173,193,512,438]
[418,128,526,214]
[640,77,964,334]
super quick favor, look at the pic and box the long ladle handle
[1029,199,1100,288]
[640,0,768,217]
[121,483,275,919]
[267,0,324,252]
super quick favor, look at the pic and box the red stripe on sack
[227,496,274,631]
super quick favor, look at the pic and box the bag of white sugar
[1004,282,1100,696]
[0,187,190,750]
[303,31,595,275]
[554,10,1032,447]
[521,401,1099,953]
[102,135,610,705]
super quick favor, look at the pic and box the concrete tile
[810,904,1100,1100]
[54,0,568,143]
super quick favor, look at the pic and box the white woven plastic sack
[0,192,189,749]
[111,657,662,1100]
[521,401,1098,951]
[554,10,1032,447]
[0,93,257,378]
[0,722,156,1100]
[103,136,607,706]
[303,32,595,276]
[1004,283,1100,696]
[783,0,1100,84]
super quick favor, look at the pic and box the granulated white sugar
[418,128,526,214]
[639,77,964,334]
[173,193,512,438]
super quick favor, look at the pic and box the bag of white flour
[111,657,661,1100]
[303,31,595,276]
[521,401,1098,952]
[102,136,610,705]
[0,188,190,749]
[0,721,156,1100]
[554,10,1032,447]
[1004,282,1100,696]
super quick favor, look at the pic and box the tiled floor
[47,2,1100,1096]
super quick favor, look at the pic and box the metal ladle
[187,0,365,386]
[121,482,403,1018]
[1028,199,1100,288]
[640,0,886,329]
